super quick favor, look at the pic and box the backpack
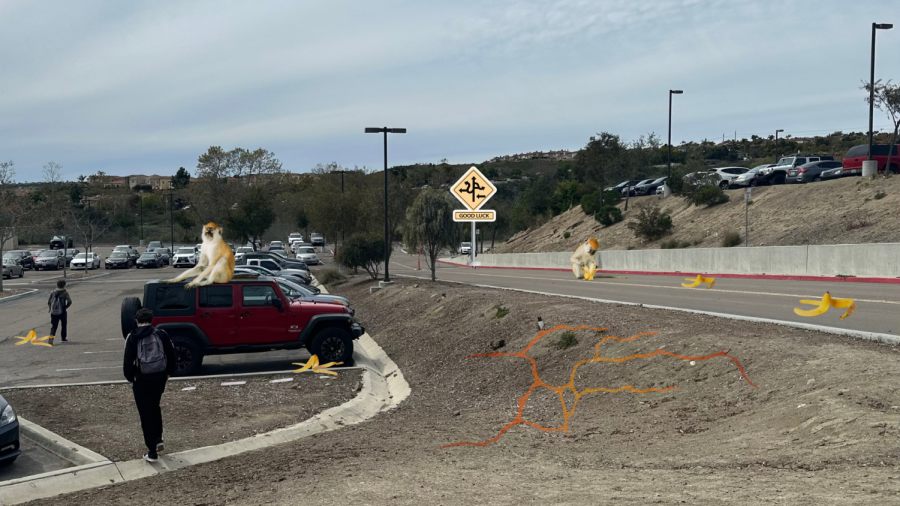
[50,292,64,316]
[136,331,168,375]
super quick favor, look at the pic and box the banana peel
[292,354,344,376]
[14,330,53,347]
[794,292,857,319]
[584,264,598,281]
[681,275,715,289]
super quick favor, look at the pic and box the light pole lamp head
[364,128,382,133]
[875,23,893,30]
[670,90,683,94]
[776,129,784,134]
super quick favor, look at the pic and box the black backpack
[50,292,64,316]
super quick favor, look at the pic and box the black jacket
[123,325,176,382]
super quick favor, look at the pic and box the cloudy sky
[0,0,897,181]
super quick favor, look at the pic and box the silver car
[733,165,775,187]
[34,250,65,270]
[1,259,24,279]
[294,246,320,265]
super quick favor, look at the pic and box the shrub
[680,172,720,203]
[722,231,742,247]
[580,192,600,215]
[660,239,691,249]
[494,305,509,318]
[594,205,623,227]
[555,331,578,350]
[602,189,622,207]
[694,185,730,207]
[336,233,385,279]
[875,191,887,200]
[318,268,347,286]
[627,204,673,242]
[563,231,571,239]
[666,173,684,194]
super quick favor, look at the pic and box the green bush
[602,189,623,206]
[336,233,385,279]
[721,231,742,247]
[660,239,691,249]
[580,192,600,215]
[594,205,623,227]
[680,172,720,203]
[555,331,578,350]
[666,174,684,194]
[318,269,347,286]
[694,186,730,207]
[875,191,887,200]
[627,204,673,242]
[494,305,509,318]
[563,231,571,239]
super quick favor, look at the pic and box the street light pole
[667,90,683,179]
[868,22,894,162]
[139,194,144,247]
[365,127,406,284]
[167,193,174,252]
[775,129,784,163]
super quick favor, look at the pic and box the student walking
[47,280,72,345]
[124,309,176,462]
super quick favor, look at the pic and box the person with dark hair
[124,308,176,462]
[47,280,72,345]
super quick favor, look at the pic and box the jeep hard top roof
[145,274,277,286]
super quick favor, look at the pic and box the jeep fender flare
[155,323,212,348]
[299,314,354,345]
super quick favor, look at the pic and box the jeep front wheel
[171,336,203,376]
[308,327,353,365]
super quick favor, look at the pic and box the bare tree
[43,161,63,183]
[863,80,900,173]
[0,161,14,185]
[0,173,35,291]
[68,204,113,256]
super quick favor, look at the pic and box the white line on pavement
[83,351,119,354]
[56,366,120,372]
[270,378,293,383]
[221,381,246,386]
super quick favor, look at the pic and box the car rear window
[298,247,315,254]
[199,286,233,308]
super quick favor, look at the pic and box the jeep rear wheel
[171,336,203,376]
[308,327,353,365]
[120,297,142,338]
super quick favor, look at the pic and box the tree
[575,132,626,205]
[0,171,35,292]
[402,189,455,281]
[223,186,276,246]
[375,174,416,274]
[43,161,63,184]
[295,210,309,244]
[864,80,900,173]
[171,167,191,189]
[173,211,197,241]
[68,204,112,254]
[337,233,385,279]
[0,161,15,185]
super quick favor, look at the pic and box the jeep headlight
[0,404,16,428]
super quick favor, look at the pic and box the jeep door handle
[240,312,252,316]
[201,313,212,317]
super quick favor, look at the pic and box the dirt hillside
[494,176,900,253]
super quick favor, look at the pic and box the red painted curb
[436,260,900,285]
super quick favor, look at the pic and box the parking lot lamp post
[139,194,144,247]
[166,193,174,252]
[775,129,784,163]
[869,23,894,162]
[667,90,683,179]
[365,127,406,283]
[83,198,95,255]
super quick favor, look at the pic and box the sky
[0,0,897,182]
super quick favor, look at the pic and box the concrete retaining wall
[447,243,900,278]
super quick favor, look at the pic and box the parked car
[70,252,101,270]
[841,144,899,175]
[105,251,133,269]
[113,245,140,263]
[155,248,172,265]
[245,258,311,283]
[288,232,303,244]
[1,258,24,279]
[34,249,65,270]
[605,180,642,192]
[49,236,73,250]
[274,277,354,314]
[146,241,164,252]
[732,164,776,187]
[310,233,325,246]
[706,167,750,188]
[460,242,472,255]
[635,177,667,196]
[28,249,45,267]
[294,246,321,265]
[0,394,20,466]
[234,246,253,264]
[820,166,845,181]
[242,252,309,272]
[235,266,310,287]
[786,160,845,184]
[2,250,34,270]
[623,179,654,196]
[60,248,80,266]
[758,155,834,185]
[136,252,162,269]
[119,278,363,375]
[172,247,198,268]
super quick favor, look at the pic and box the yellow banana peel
[292,355,343,375]
[794,292,856,319]
[584,265,597,281]
[681,275,715,289]
[292,354,319,373]
[14,330,53,347]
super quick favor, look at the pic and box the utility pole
[365,127,406,283]
[139,194,144,247]
[667,90,683,179]
[868,23,894,166]
[166,193,174,252]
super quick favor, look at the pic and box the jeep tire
[171,336,203,376]
[308,327,353,365]
[120,296,142,338]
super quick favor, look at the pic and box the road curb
[0,289,39,305]
[393,273,900,346]
[18,417,109,466]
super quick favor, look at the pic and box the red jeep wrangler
[120,276,363,376]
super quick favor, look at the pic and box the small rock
[413,284,419,288]
[689,361,696,366]
[807,379,815,386]
[797,404,807,409]
[453,410,461,417]
[352,381,362,392]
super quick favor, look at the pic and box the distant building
[488,149,576,163]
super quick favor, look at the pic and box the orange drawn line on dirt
[441,324,756,449]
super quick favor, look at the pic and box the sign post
[744,187,751,247]
[451,167,497,267]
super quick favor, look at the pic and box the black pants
[50,313,67,340]
[132,379,167,453]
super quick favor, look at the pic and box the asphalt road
[389,251,900,336]
[0,261,314,388]
[0,436,72,482]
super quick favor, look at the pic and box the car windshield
[2,252,20,258]
[177,248,194,254]
[110,252,127,258]
[298,247,315,254]
[74,253,87,259]
[39,251,58,257]
[237,247,253,253]
[148,242,161,247]
[114,246,129,251]
[462,242,472,247]
[248,265,275,276]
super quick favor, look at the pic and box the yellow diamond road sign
[451,166,496,212]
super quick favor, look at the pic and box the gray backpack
[50,292,64,316]
[136,332,167,375]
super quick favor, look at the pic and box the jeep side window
[154,286,192,310]
[242,285,279,307]
[199,286,233,308]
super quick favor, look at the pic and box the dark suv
[120,276,363,376]
[49,236,73,250]
[2,250,33,270]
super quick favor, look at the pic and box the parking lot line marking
[182,386,196,391]
[106,338,121,341]
[270,378,293,383]
[83,350,120,354]
[220,381,246,386]
[56,366,120,372]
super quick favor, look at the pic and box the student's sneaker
[48,337,55,346]
[143,452,158,463]
[156,440,165,454]
[61,338,68,342]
